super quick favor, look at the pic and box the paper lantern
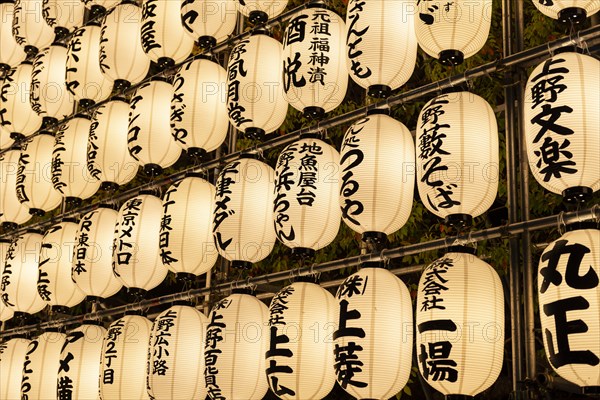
[43,0,86,34]
[20,330,67,400]
[538,224,600,392]
[0,148,32,226]
[334,265,413,399]
[273,137,341,257]
[88,98,139,189]
[52,116,101,204]
[416,249,504,397]
[236,0,288,23]
[0,240,14,322]
[226,32,288,140]
[0,337,30,399]
[147,305,208,400]
[181,0,237,48]
[213,157,276,268]
[57,323,107,400]
[205,293,269,400]
[38,221,86,309]
[266,281,338,399]
[524,51,600,202]
[339,111,415,242]
[532,0,600,22]
[72,206,123,299]
[12,0,55,54]
[345,0,418,98]
[140,0,194,68]
[99,2,150,89]
[171,56,228,157]
[112,193,168,292]
[415,91,499,226]
[0,1,26,70]
[128,79,182,175]
[282,6,347,119]
[0,62,43,138]
[100,314,153,399]
[414,0,492,66]
[0,231,45,314]
[161,176,218,276]
[16,132,62,215]
[66,25,114,106]
[30,44,75,123]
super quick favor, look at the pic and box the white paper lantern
[181,0,237,48]
[52,116,101,203]
[538,225,600,392]
[30,44,75,122]
[112,193,168,291]
[147,305,208,400]
[66,25,114,106]
[20,330,67,400]
[16,132,62,215]
[88,98,139,189]
[128,79,182,175]
[57,323,107,400]
[236,0,288,23]
[171,56,228,156]
[416,249,504,397]
[339,111,415,241]
[532,0,600,21]
[38,221,86,308]
[415,0,492,65]
[0,2,26,70]
[100,314,153,400]
[266,281,338,400]
[205,293,269,400]
[0,231,45,314]
[161,176,218,276]
[415,91,499,226]
[273,137,341,257]
[12,0,55,54]
[0,337,31,399]
[213,157,276,268]
[140,0,194,67]
[73,206,123,299]
[43,0,86,33]
[333,265,413,399]
[345,0,418,98]
[0,62,43,138]
[282,6,347,119]
[99,2,150,89]
[524,51,600,202]
[0,148,32,226]
[226,33,288,139]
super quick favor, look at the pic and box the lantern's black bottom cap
[53,27,69,41]
[303,106,326,120]
[245,127,265,141]
[24,45,39,57]
[439,49,464,66]
[144,163,163,176]
[127,288,147,298]
[50,305,70,314]
[563,186,593,204]
[446,396,474,400]
[78,99,95,109]
[42,116,58,129]
[157,57,175,71]
[583,386,600,395]
[28,208,45,217]
[113,79,131,92]
[100,181,120,192]
[231,261,253,270]
[291,247,316,259]
[86,296,102,303]
[558,7,587,24]
[9,132,25,141]
[362,231,388,245]
[0,63,10,73]
[176,272,197,283]
[444,213,473,228]
[66,197,82,207]
[249,10,268,24]
[368,84,392,99]
[89,4,107,19]
[187,147,207,160]
[198,35,217,49]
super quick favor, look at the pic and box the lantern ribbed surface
[236,0,288,19]
[0,126,14,150]
[0,149,32,225]
[12,0,54,51]
[181,0,237,44]
[0,62,43,136]
[31,44,74,121]
[532,0,600,19]
[0,337,31,399]
[0,259,14,320]
[20,331,67,400]
[0,2,26,69]
[43,0,86,31]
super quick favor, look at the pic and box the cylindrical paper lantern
[236,0,288,23]
[140,0,194,67]
[532,0,600,22]
[128,79,182,175]
[524,51,600,202]
[226,33,288,139]
[88,98,139,189]
[416,91,499,226]
[12,0,55,54]
[416,248,504,397]
[43,0,86,33]
[213,157,276,268]
[266,281,338,399]
[0,62,43,138]
[339,111,415,241]
[282,6,347,119]
[415,0,492,65]
[538,224,600,392]
[0,337,31,399]
[20,331,67,400]
[38,221,86,308]
[171,56,228,156]
[112,193,168,291]
[0,231,45,314]
[100,315,153,399]
[273,137,341,257]
[205,293,269,400]
[57,323,107,400]
[161,176,218,276]
[17,132,62,215]
[72,206,123,299]
[147,305,208,400]
[345,0,418,98]
[100,2,150,89]
[0,1,26,70]
[334,265,413,399]
[181,0,237,48]
[52,116,101,203]
[0,148,32,226]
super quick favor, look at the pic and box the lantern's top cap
[61,217,78,224]
[250,28,272,37]
[191,54,213,61]
[81,320,104,326]
[295,275,320,284]
[232,287,254,295]
[139,189,159,197]
[109,96,128,103]
[306,1,327,9]
[361,260,386,269]
[149,76,170,83]
[553,45,585,55]
[447,245,476,255]
[565,221,600,232]
[184,171,205,178]
[0,238,10,243]
[73,113,91,120]
[366,108,390,116]
[97,203,118,210]
[26,228,43,235]
[239,152,259,160]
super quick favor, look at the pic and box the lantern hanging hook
[463,69,473,91]
[591,204,600,223]
[547,41,555,58]
[557,211,566,235]
[379,249,390,267]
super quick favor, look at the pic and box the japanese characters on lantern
[0,62,43,139]
[0,337,30,399]
[43,0,86,33]
[0,1,26,69]
[20,331,67,400]
[0,149,32,226]
[12,0,55,54]
[181,0,237,48]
